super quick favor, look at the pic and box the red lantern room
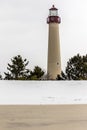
[47,5,61,24]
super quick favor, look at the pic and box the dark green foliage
[56,71,67,80]
[4,55,30,80]
[56,75,63,80]
[4,72,12,80]
[0,73,2,80]
[29,66,44,80]
[4,56,44,80]
[64,54,87,80]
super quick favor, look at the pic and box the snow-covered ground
[0,81,87,104]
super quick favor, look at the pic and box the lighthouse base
[47,62,61,80]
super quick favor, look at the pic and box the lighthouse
[47,5,61,79]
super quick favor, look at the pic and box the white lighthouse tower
[47,5,61,79]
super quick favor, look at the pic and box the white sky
[0,0,87,75]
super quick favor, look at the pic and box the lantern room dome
[49,5,58,10]
[47,5,61,24]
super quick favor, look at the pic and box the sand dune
[0,105,87,130]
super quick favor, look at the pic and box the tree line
[0,54,87,80]
[57,54,87,80]
[0,55,44,80]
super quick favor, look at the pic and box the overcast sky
[0,0,87,75]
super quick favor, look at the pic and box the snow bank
[0,81,87,104]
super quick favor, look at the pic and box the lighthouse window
[57,62,59,65]
[50,10,58,16]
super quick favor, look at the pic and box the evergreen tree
[63,54,87,80]
[0,73,2,80]
[56,71,67,80]
[4,55,30,80]
[29,66,44,80]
